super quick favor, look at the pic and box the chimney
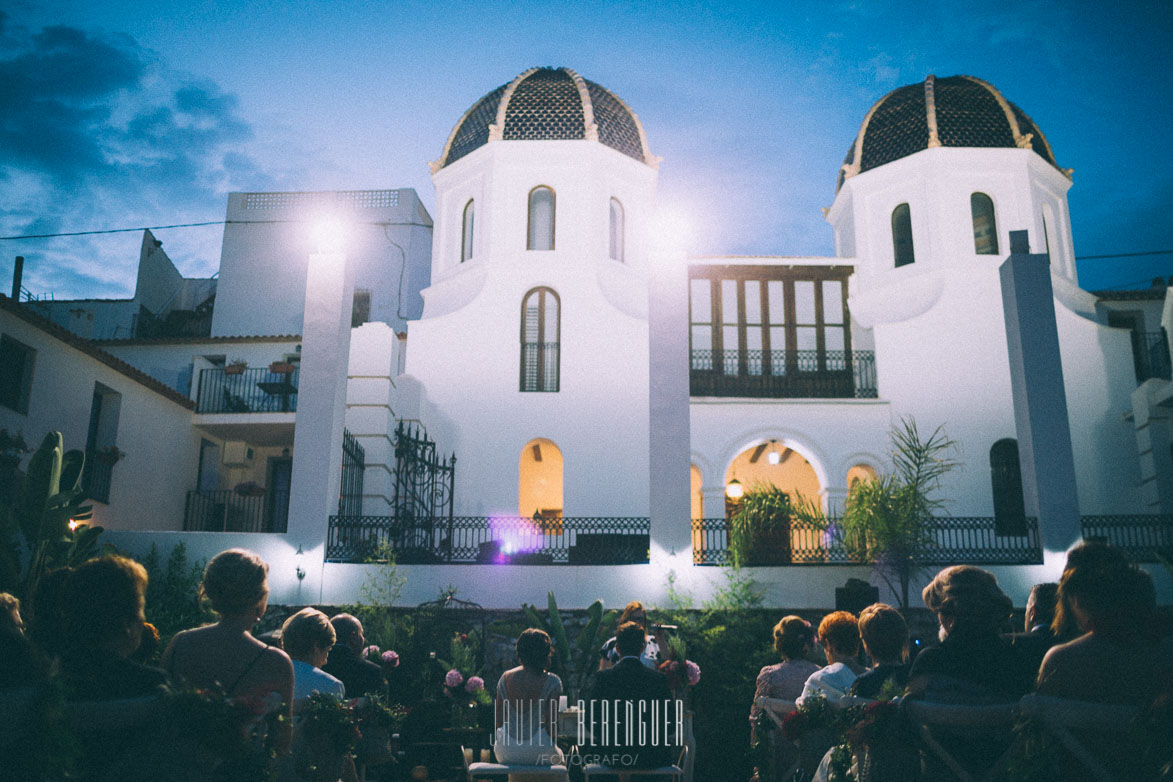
[11,256,23,300]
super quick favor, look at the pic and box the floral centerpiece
[159,683,285,781]
[362,643,401,677]
[656,635,701,700]
[438,632,491,729]
[296,692,361,782]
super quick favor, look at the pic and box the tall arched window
[520,287,560,392]
[891,203,915,267]
[990,438,1027,536]
[609,197,625,262]
[527,186,555,251]
[461,199,475,262]
[971,193,998,255]
[519,438,563,527]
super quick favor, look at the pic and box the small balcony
[326,515,650,564]
[1130,331,1172,383]
[82,449,116,504]
[690,349,877,399]
[183,489,287,533]
[195,366,299,414]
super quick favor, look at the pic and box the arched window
[520,287,560,392]
[519,438,563,528]
[990,438,1027,536]
[891,203,914,267]
[527,186,555,251]
[847,464,877,489]
[461,199,474,262]
[971,193,998,255]
[609,197,625,262]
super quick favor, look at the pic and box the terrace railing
[690,349,877,399]
[692,516,1044,566]
[1080,515,1173,562]
[195,366,299,413]
[1131,331,1172,383]
[326,515,650,564]
[183,489,272,532]
[82,450,115,504]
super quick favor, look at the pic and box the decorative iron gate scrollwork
[391,421,456,562]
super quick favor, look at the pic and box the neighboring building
[2,69,1168,608]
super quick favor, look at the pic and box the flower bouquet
[296,692,361,782]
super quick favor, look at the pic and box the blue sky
[2,0,1170,299]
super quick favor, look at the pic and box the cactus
[0,432,103,598]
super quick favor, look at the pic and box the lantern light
[725,478,744,500]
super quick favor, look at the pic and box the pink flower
[381,650,400,667]
[445,669,464,688]
[465,676,485,693]
[684,660,701,686]
[362,645,381,659]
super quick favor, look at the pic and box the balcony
[82,449,116,504]
[183,489,286,533]
[691,516,1044,566]
[1130,331,1172,383]
[1081,515,1173,562]
[326,515,650,564]
[690,349,877,399]
[195,366,299,414]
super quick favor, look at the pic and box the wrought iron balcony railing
[691,515,1044,566]
[690,349,877,399]
[1080,515,1173,562]
[327,515,650,564]
[195,366,299,414]
[83,450,115,504]
[520,343,559,392]
[183,489,278,532]
[1131,331,1172,383]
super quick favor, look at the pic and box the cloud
[0,19,270,297]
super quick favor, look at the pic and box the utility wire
[0,219,428,241]
[1075,249,1173,261]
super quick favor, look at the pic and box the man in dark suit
[1007,582,1059,678]
[323,614,385,698]
[581,621,680,773]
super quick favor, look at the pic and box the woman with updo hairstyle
[162,548,293,753]
[751,616,819,720]
[494,628,564,767]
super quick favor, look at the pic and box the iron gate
[391,421,457,561]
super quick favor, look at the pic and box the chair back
[901,699,1018,782]
[1017,693,1141,782]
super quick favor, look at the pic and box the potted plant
[269,360,296,375]
[225,358,247,375]
[728,483,792,566]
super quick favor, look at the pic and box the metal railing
[520,343,559,392]
[195,366,299,413]
[1081,515,1173,562]
[183,489,274,532]
[1131,331,1172,383]
[326,515,650,564]
[691,516,1044,566]
[690,349,877,399]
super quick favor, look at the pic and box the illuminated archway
[690,464,703,520]
[519,438,563,528]
[847,463,877,488]
[724,440,823,562]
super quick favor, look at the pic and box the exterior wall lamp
[725,478,744,500]
[295,544,306,581]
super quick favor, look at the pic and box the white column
[287,249,355,602]
[648,245,693,558]
[1000,231,1080,551]
[701,487,727,520]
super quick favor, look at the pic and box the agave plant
[522,592,615,699]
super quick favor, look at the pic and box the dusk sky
[2,0,1170,300]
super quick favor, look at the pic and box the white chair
[463,746,570,781]
[1017,693,1141,782]
[582,745,687,781]
[900,699,1018,782]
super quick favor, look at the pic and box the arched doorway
[724,440,822,562]
[690,464,703,520]
[519,438,563,530]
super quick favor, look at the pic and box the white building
[2,69,1169,609]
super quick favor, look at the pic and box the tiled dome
[837,75,1067,191]
[435,67,653,169]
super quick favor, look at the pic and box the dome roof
[837,75,1067,191]
[434,67,654,170]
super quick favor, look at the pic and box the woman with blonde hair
[162,548,293,752]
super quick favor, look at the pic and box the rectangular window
[0,335,35,414]
[351,289,371,328]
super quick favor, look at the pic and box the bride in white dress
[494,628,565,768]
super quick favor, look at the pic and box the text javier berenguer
[575,698,683,748]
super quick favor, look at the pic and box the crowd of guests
[750,542,1173,780]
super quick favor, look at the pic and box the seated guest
[797,611,864,705]
[850,603,909,699]
[494,628,563,767]
[60,556,167,701]
[585,621,679,771]
[751,616,819,722]
[282,607,345,708]
[162,549,293,752]
[1006,582,1059,675]
[909,565,1034,700]
[1037,542,1173,706]
[598,600,664,670]
[323,613,385,698]
[0,592,43,691]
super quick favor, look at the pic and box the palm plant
[793,418,956,609]
[728,483,793,567]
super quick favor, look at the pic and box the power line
[0,218,428,241]
[1075,249,1173,261]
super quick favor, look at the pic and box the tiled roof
[92,334,300,346]
[1093,288,1168,301]
[438,67,651,168]
[0,295,195,409]
[839,75,1065,192]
